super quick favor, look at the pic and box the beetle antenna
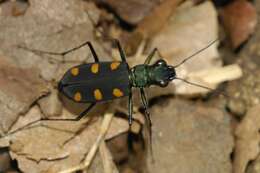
[173,39,219,68]
[174,77,229,98]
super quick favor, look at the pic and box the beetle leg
[144,48,164,65]
[140,88,154,160]
[76,103,96,120]
[40,103,96,121]
[140,88,150,123]
[54,41,99,63]
[18,41,100,62]
[144,48,156,65]
[115,39,127,62]
[2,103,96,138]
[140,88,152,128]
[128,90,133,125]
[85,42,99,62]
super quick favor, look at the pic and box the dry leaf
[150,1,221,96]
[147,99,233,173]
[0,59,48,134]
[38,88,63,118]
[1,112,128,173]
[234,104,260,173]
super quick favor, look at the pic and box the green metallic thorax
[129,60,176,88]
[130,64,151,88]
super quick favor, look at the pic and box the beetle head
[151,59,176,87]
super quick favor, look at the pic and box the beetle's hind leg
[42,103,96,121]
[2,103,96,138]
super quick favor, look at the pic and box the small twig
[59,113,114,173]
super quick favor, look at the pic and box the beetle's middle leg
[140,88,154,160]
[128,90,133,125]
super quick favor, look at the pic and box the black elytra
[59,61,130,103]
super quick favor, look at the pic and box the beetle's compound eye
[159,80,168,87]
[156,59,167,66]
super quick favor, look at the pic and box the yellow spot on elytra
[94,89,102,100]
[71,67,79,76]
[91,63,99,74]
[113,88,124,97]
[74,92,82,102]
[110,62,120,70]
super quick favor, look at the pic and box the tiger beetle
[24,38,215,155]
[13,38,218,143]
[57,40,176,126]
[8,38,218,161]
[56,39,218,126]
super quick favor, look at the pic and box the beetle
[9,39,218,161]
[55,39,217,126]
[14,38,217,131]
[57,40,176,127]
[47,39,217,156]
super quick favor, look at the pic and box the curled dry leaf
[234,104,260,173]
[220,0,257,49]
